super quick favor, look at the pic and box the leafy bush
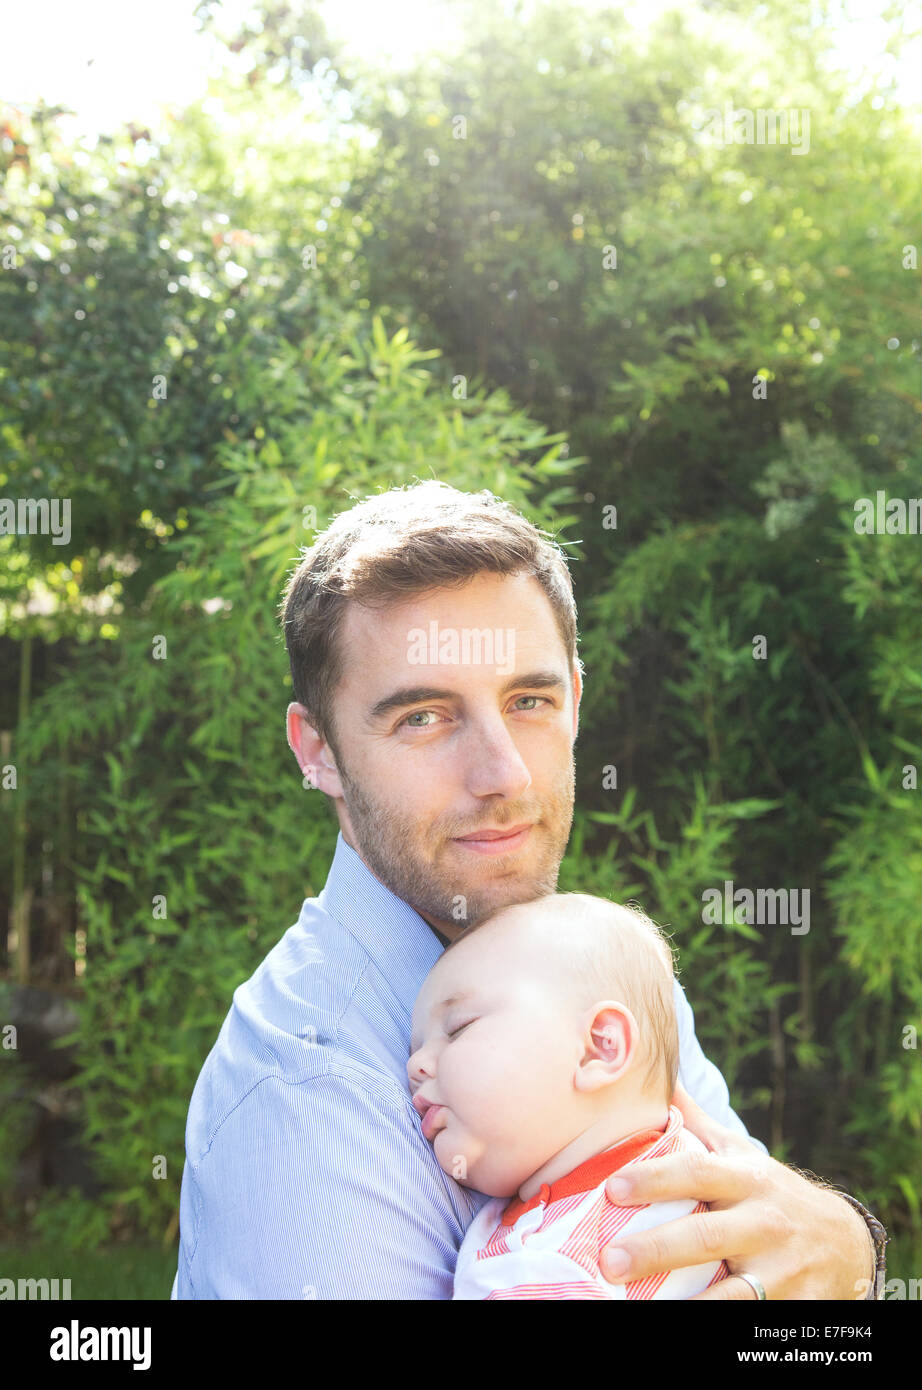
[7,305,577,1246]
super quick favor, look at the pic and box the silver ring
[738,1271,767,1301]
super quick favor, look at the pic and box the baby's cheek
[435,1129,469,1183]
[436,1124,484,1187]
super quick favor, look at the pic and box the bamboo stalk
[769,993,785,1152]
[11,632,33,984]
[58,725,71,982]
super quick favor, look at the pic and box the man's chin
[440,841,560,926]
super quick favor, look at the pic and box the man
[172,481,883,1299]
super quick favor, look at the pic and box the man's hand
[600,1085,874,1299]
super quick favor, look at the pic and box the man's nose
[463,716,532,800]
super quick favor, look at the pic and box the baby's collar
[501,1105,678,1227]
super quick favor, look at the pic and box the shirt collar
[317,831,445,1022]
[501,1105,680,1226]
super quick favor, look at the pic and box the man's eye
[403,710,439,728]
[513,695,549,711]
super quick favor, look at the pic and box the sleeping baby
[407,892,730,1299]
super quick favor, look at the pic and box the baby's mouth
[421,1103,448,1142]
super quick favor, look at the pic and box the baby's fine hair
[452,892,679,1102]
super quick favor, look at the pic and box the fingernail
[607,1178,632,1201]
[605,1248,631,1278]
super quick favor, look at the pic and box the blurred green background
[1,0,920,1296]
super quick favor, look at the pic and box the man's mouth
[451,823,534,856]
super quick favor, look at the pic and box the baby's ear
[590,1006,631,1060]
[576,1003,635,1090]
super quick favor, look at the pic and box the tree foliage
[1,0,920,1260]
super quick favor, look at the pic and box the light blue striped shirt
[172,832,766,1299]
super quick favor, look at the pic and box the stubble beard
[336,753,576,930]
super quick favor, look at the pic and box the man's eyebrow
[368,670,567,723]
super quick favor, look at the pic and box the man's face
[325,572,581,938]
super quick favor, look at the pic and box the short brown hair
[279,481,580,752]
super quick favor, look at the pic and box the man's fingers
[606,1146,771,1209]
[690,1273,765,1302]
[597,1200,795,1284]
[671,1084,755,1156]
[671,1084,716,1144]
[599,1209,739,1285]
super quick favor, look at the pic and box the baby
[407,892,730,1299]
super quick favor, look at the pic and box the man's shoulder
[232,900,366,1050]
[187,1050,411,1165]
[182,901,410,1166]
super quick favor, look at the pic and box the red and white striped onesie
[453,1104,730,1299]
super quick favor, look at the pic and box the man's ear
[571,661,583,741]
[286,702,344,798]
